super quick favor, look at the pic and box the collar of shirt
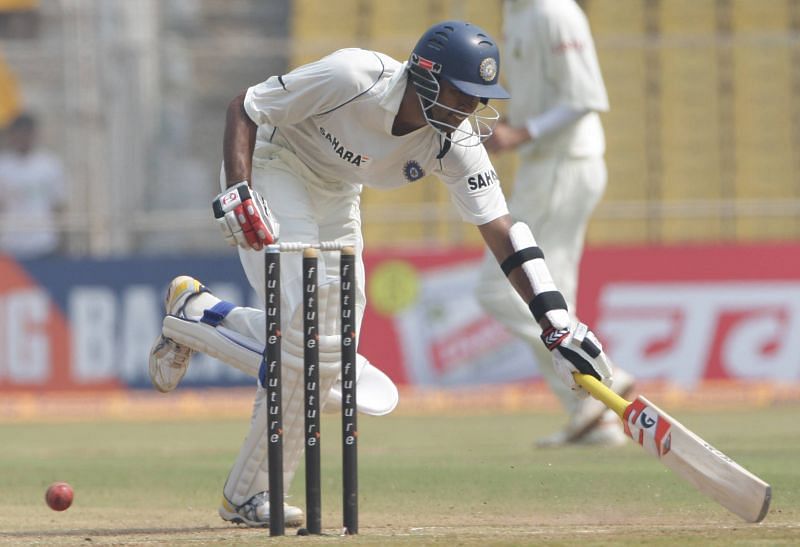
[379,61,410,134]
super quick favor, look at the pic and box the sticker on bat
[623,397,672,457]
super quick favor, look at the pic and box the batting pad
[222,282,342,506]
[163,316,262,376]
[325,354,399,416]
[162,295,398,415]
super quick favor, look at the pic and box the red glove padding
[212,181,279,251]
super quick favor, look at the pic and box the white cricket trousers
[477,154,606,413]
[221,148,367,340]
[217,148,367,504]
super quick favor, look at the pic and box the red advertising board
[579,243,800,386]
[1,243,798,392]
[359,248,536,387]
[358,242,800,387]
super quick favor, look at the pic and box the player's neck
[392,80,427,136]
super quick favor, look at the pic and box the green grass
[0,405,798,545]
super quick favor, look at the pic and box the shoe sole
[219,508,304,528]
[147,335,190,393]
[574,431,628,447]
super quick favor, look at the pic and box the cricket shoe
[574,411,628,447]
[219,492,304,528]
[535,411,628,448]
[148,276,209,393]
[535,368,635,448]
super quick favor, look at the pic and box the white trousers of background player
[477,154,606,414]
[219,149,367,508]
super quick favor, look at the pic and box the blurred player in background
[478,0,635,447]
[148,20,618,527]
[0,112,67,258]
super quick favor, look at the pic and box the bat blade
[635,396,771,523]
[574,374,771,523]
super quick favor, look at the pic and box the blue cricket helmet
[409,20,510,101]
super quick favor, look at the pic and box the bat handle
[573,373,630,419]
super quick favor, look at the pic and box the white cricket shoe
[536,410,628,448]
[219,492,304,528]
[148,276,207,393]
[575,411,628,447]
[536,368,635,448]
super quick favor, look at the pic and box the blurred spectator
[0,112,67,258]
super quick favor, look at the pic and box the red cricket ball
[45,482,74,511]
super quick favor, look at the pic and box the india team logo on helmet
[479,57,498,82]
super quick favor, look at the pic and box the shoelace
[160,338,192,367]
[171,343,192,366]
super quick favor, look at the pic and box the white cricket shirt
[243,48,508,225]
[503,0,609,158]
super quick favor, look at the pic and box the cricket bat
[574,373,771,523]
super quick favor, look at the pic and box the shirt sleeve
[435,130,509,225]
[525,103,589,140]
[244,49,387,127]
[540,7,609,112]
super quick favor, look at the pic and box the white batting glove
[542,321,613,398]
[212,181,279,251]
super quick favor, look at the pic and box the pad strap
[500,247,544,276]
[200,301,236,326]
[529,291,568,323]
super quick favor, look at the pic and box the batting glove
[212,181,279,251]
[542,321,613,398]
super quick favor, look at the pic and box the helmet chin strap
[436,136,452,159]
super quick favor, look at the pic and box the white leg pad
[325,354,399,416]
[222,282,342,505]
[163,283,399,416]
[163,316,262,377]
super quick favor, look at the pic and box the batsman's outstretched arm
[478,215,613,395]
[478,214,535,303]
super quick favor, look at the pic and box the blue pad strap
[200,301,236,326]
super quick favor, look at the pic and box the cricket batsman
[147,20,620,528]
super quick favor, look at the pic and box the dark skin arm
[477,214,551,331]
[223,91,258,188]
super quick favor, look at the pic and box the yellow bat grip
[573,373,630,419]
